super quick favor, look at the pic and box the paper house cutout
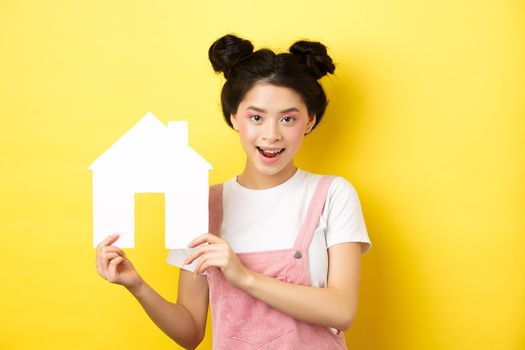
[89,112,212,249]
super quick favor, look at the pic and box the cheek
[238,122,258,143]
[284,128,306,147]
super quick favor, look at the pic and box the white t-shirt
[166,169,372,287]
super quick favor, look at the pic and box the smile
[256,146,285,158]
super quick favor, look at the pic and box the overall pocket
[221,275,296,346]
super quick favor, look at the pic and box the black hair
[208,34,335,130]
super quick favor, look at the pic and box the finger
[97,247,112,269]
[96,250,105,271]
[194,252,223,275]
[103,246,126,257]
[97,252,120,279]
[108,256,125,282]
[183,244,221,265]
[96,252,101,271]
[97,233,120,251]
[197,258,223,275]
[103,252,122,271]
[188,233,222,248]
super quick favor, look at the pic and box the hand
[184,233,251,289]
[95,234,144,292]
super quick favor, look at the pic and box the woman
[96,34,372,349]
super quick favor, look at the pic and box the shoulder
[328,176,359,200]
[323,177,362,218]
[300,170,359,200]
[314,173,372,253]
[302,172,365,224]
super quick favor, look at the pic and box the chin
[257,167,287,177]
[253,160,294,178]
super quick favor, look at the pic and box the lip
[256,146,285,151]
[256,146,285,163]
[256,146,285,154]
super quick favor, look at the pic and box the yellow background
[1,0,524,349]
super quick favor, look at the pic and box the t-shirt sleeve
[166,249,198,272]
[323,177,372,254]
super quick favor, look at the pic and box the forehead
[239,83,307,112]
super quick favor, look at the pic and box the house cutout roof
[88,112,212,173]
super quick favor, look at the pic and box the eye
[249,114,263,123]
[281,116,296,125]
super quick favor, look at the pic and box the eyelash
[281,116,295,124]
[248,115,296,124]
[249,114,263,122]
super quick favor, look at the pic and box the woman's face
[230,83,316,185]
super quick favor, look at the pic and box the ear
[230,114,239,131]
[305,115,317,134]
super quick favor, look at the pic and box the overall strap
[293,176,336,251]
[208,184,223,236]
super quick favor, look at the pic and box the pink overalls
[207,176,347,349]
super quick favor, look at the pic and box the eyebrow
[246,106,300,114]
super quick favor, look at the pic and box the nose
[262,119,282,142]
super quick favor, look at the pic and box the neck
[237,162,298,189]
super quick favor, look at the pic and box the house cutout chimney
[89,112,212,249]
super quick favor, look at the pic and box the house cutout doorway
[134,193,165,249]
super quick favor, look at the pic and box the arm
[127,271,209,349]
[96,234,209,349]
[185,234,362,331]
[241,242,361,331]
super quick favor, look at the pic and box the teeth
[257,147,284,157]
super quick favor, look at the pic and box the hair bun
[289,40,335,79]
[209,34,254,79]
